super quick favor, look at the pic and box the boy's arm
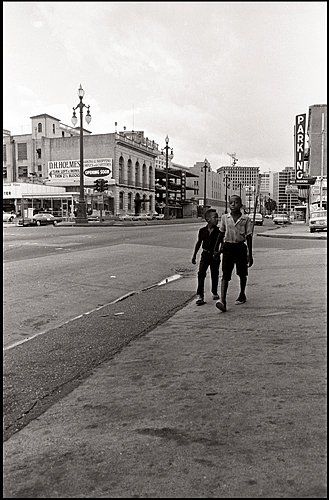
[213,230,224,256]
[246,234,253,267]
[192,232,202,264]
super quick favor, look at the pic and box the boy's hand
[192,257,196,264]
[248,255,253,267]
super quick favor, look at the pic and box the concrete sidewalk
[3,227,327,498]
[257,221,327,240]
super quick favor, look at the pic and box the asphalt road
[3,221,326,443]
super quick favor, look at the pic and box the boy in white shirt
[215,195,253,312]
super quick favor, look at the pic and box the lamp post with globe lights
[71,84,91,223]
[201,158,211,216]
[161,135,173,219]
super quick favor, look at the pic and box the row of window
[118,191,154,211]
[118,157,153,188]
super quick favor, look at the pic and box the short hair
[204,208,218,220]
[229,194,242,205]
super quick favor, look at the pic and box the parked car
[253,213,263,226]
[118,213,134,221]
[3,211,17,223]
[272,213,291,225]
[308,210,327,233]
[152,213,165,220]
[18,213,62,226]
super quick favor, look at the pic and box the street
[3,221,327,498]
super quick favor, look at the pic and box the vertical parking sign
[295,114,307,183]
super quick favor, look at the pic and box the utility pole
[201,158,210,216]
[319,112,325,209]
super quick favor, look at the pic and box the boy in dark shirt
[192,208,221,305]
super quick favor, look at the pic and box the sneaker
[235,294,247,305]
[212,294,219,300]
[215,300,226,312]
[196,295,205,306]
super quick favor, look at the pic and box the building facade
[273,167,300,214]
[307,104,327,209]
[216,165,260,212]
[3,116,161,216]
[187,162,225,215]
[307,104,327,178]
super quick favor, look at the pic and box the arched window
[149,165,153,189]
[37,123,42,133]
[128,192,132,211]
[119,156,124,184]
[119,191,124,210]
[127,159,132,185]
[135,161,140,187]
[142,164,147,188]
[53,124,56,134]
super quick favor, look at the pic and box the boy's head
[205,208,218,226]
[229,195,243,213]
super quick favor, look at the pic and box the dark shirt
[198,225,220,253]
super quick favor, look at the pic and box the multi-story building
[273,167,300,213]
[154,162,198,218]
[3,115,160,216]
[307,104,327,178]
[307,104,327,209]
[188,161,225,215]
[216,165,260,212]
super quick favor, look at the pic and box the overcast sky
[3,1,327,172]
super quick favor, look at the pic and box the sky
[3,1,327,173]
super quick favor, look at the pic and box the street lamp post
[223,172,230,213]
[201,158,210,215]
[161,135,173,220]
[71,84,91,224]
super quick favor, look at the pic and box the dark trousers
[197,250,220,297]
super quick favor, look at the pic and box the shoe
[215,300,226,312]
[196,295,205,305]
[212,294,219,300]
[235,294,247,305]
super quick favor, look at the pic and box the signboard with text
[47,158,114,186]
[295,114,307,184]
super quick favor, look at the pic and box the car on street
[253,213,263,226]
[272,213,291,225]
[3,211,17,223]
[308,210,327,233]
[18,213,62,226]
[152,212,165,220]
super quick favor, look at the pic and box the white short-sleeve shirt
[219,213,252,243]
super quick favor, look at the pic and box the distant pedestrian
[215,195,253,312]
[192,208,221,305]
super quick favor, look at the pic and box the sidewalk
[257,221,327,240]
[3,225,327,498]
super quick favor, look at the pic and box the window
[119,156,124,184]
[62,131,65,137]
[18,166,28,177]
[38,122,42,133]
[17,143,28,160]
[142,164,147,188]
[135,161,139,186]
[36,148,41,159]
[53,124,56,134]
[37,165,42,172]
[3,145,6,163]
[149,166,153,189]
[128,193,132,211]
[119,192,124,210]
[127,159,132,185]
[3,166,7,178]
